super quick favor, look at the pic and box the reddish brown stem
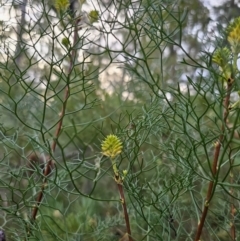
[194,80,233,241]
[31,19,81,221]
[115,174,133,241]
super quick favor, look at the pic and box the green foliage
[1,0,240,241]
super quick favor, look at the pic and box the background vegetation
[0,0,240,240]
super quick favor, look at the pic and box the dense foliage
[0,0,240,240]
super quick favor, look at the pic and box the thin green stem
[229,149,236,241]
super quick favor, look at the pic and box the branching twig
[31,19,81,222]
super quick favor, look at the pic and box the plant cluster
[0,0,240,241]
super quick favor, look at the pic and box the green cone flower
[212,47,232,80]
[212,47,231,67]
[54,0,69,13]
[61,37,71,49]
[227,17,240,54]
[88,10,99,24]
[101,135,123,159]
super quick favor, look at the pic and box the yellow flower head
[212,47,231,67]
[61,37,71,48]
[123,169,128,176]
[54,0,69,13]
[212,47,231,80]
[101,135,123,158]
[88,10,99,24]
[227,17,240,54]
